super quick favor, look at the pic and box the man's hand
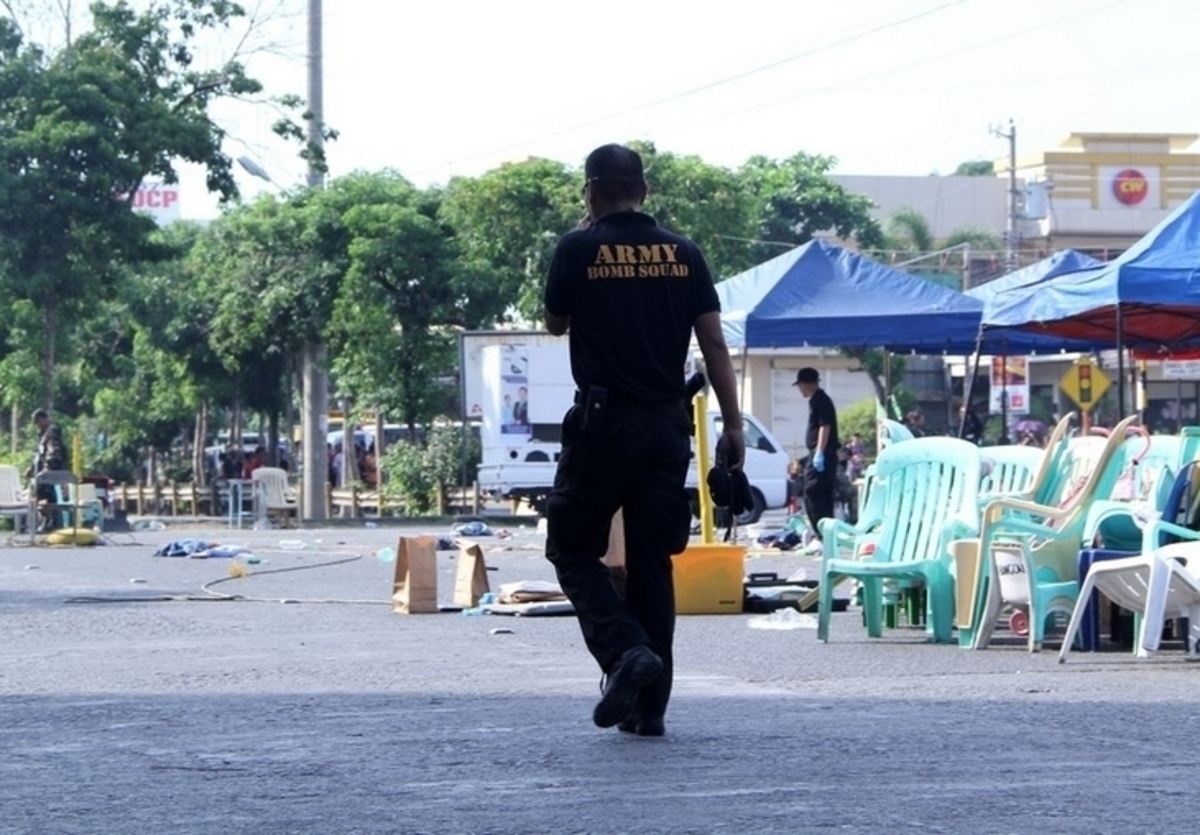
[812,450,825,472]
[715,427,745,472]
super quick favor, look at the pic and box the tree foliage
[954,159,994,177]
[440,158,578,325]
[0,0,315,408]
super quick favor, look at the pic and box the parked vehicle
[466,336,788,523]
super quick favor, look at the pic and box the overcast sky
[179,0,1200,217]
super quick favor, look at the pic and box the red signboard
[1112,169,1148,206]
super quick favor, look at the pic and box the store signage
[1112,169,1148,206]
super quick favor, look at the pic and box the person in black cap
[543,142,744,737]
[793,367,840,541]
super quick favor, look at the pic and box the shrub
[379,423,481,515]
[839,396,883,457]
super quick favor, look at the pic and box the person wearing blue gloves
[793,367,840,542]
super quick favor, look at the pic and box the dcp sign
[119,181,182,225]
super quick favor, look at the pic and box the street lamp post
[236,0,328,522]
[300,0,328,521]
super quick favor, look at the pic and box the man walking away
[542,143,744,737]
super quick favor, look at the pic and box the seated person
[242,446,266,479]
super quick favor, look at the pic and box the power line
[409,0,970,179]
[708,0,1133,127]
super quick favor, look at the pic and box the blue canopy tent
[965,249,1101,303]
[981,190,1200,412]
[716,239,1090,355]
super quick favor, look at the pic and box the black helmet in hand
[707,458,754,517]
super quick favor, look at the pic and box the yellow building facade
[1013,132,1200,255]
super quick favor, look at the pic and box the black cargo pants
[545,393,692,720]
[803,453,837,537]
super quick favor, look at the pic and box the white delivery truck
[464,333,789,523]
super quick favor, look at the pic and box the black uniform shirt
[806,388,840,453]
[545,211,719,403]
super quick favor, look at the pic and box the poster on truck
[500,345,532,436]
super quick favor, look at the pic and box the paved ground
[3,514,1199,834]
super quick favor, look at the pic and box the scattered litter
[155,539,213,558]
[156,540,251,559]
[24,565,38,570]
[755,529,802,551]
[497,580,565,603]
[452,521,492,537]
[131,519,167,532]
[129,578,147,584]
[489,627,514,635]
[375,546,396,563]
[228,562,248,578]
[747,608,818,630]
[278,540,306,550]
[280,598,298,604]
[435,537,455,551]
[246,557,262,565]
[495,529,512,539]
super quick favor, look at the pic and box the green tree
[328,173,474,430]
[738,152,884,269]
[883,206,936,258]
[954,159,995,176]
[630,141,759,279]
[440,158,578,325]
[0,1,318,408]
[190,193,335,465]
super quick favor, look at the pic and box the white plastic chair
[0,464,31,534]
[1059,542,1200,661]
[251,466,299,528]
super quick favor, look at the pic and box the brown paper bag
[453,539,490,608]
[392,536,439,614]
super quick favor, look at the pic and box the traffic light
[1078,363,1092,405]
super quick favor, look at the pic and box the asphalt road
[3,516,1199,834]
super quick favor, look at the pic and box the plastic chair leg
[1059,573,1101,662]
[862,577,884,638]
[817,569,836,643]
[1137,562,1173,657]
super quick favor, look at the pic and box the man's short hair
[32,408,48,421]
[584,143,646,203]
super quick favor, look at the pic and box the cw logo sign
[1112,169,1148,206]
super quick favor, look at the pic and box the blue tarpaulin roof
[981,191,1200,349]
[965,250,1101,302]
[715,239,1089,354]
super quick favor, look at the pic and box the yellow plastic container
[673,544,746,615]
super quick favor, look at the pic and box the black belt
[573,388,683,409]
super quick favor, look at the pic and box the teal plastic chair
[817,437,981,643]
[978,445,1045,509]
[1084,431,1182,551]
[959,415,1140,652]
[877,419,913,451]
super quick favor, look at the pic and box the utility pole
[300,0,328,521]
[991,119,1019,272]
